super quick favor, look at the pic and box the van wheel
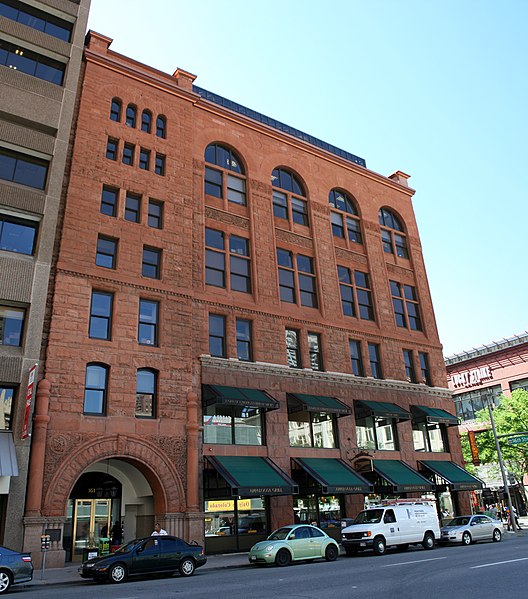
[492,528,502,542]
[345,547,359,556]
[422,532,435,550]
[373,536,386,555]
[397,544,409,552]
[462,531,472,545]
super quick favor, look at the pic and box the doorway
[72,499,111,560]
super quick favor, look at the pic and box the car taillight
[22,556,32,562]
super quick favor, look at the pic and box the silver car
[440,515,502,545]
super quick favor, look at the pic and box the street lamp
[484,389,517,532]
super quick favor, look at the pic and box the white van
[341,501,440,556]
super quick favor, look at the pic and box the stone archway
[43,434,185,518]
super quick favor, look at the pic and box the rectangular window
[285,329,301,368]
[106,138,118,161]
[122,143,135,166]
[89,291,113,340]
[338,266,355,317]
[136,369,157,418]
[148,199,163,229]
[124,192,141,222]
[227,174,246,205]
[354,272,374,320]
[138,299,158,346]
[0,386,15,430]
[0,1,73,41]
[230,235,251,293]
[337,267,374,320]
[288,411,337,448]
[404,285,422,331]
[95,235,117,269]
[346,216,362,243]
[0,147,48,189]
[272,190,288,219]
[205,228,225,288]
[236,318,252,361]
[0,212,38,255]
[419,352,431,385]
[291,197,309,226]
[142,246,161,279]
[390,280,406,327]
[356,415,398,451]
[0,305,25,346]
[0,39,65,84]
[394,233,409,258]
[203,404,263,445]
[297,254,318,308]
[403,349,416,383]
[155,153,165,176]
[277,248,295,303]
[83,364,108,416]
[368,343,383,379]
[205,167,222,198]
[390,281,422,331]
[209,314,226,358]
[308,332,323,371]
[331,212,345,238]
[100,186,118,217]
[349,339,364,376]
[139,148,150,170]
[412,422,447,452]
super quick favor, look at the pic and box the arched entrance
[64,459,156,561]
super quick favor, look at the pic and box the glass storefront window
[203,404,262,445]
[294,495,343,528]
[356,416,397,450]
[412,421,448,452]
[312,412,335,448]
[288,412,312,447]
[288,411,337,448]
[453,385,502,421]
[204,498,266,536]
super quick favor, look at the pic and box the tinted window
[0,39,65,84]
[161,538,186,552]
[0,148,48,190]
[0,214,37,254]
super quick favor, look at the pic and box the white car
[439,514,502,545]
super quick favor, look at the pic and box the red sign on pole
[21,363,38,440]
[468,430,480,466]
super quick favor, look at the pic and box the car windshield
[446,517,470,526]
[268,527,293,541]
[114,540,137,554]
[354,509,384,524]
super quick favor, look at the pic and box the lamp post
[484,389,517,532]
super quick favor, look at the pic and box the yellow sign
[207,499,251,512]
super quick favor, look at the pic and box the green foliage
[462,389,528,483]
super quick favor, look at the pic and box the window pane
[0,217,37,255]
[0,387,14,430]
[312,412,335,448]
[205,228,224,249]
[376,418,396,450]
[137,369,155,394]
[277,248,292,268]
[234,407,262,445]
[356,416,376,450]
[297,255,313,274]
[288,412,311,447]
[13,157,48,189]
[230,236,249,256]
[0,306,24,346]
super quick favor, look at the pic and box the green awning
[411,405,459,426]
[372,460,434,493]
[420,460,483,491]
[203,385,278,410]
[207,456,298,497]
[287,393,351,416]
[293,458,373,494]
[355,400,411,421]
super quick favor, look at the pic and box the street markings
[471,557,528,569]
[382,557,447,567]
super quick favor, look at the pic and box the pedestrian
[151,522,168,536]
[111,520,123,545]
[512,506,521,528]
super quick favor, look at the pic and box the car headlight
[364,531,372,538]
[265,544,275,552]
[85,563,95,568]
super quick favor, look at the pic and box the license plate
[251,556,256,561]
[360,542,366,547]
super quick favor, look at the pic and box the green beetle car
[248,524,340,567]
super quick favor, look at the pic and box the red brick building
[23,31,478,565]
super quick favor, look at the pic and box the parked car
[78,536,206,583]
[341,501,440,556]
[248,524,339,567]
[0,545,33,595]
[439,514,502,545]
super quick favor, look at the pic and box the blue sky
[87,0,528,357]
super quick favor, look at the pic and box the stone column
[186,391,199,511]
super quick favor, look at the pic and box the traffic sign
[507,435,528,445]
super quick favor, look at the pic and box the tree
[461,389,528,487]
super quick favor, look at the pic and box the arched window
[156,115,167,139]
[204,143,246,205]
[141,110,152,133]
[378,207,409,258]
[110,98,121,122]
[136,368,157,418]
[329,189,362,244]
[83,363,109,415]
[271,168,308,226]
[125,104,137,128]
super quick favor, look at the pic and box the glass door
[72,499,111,560]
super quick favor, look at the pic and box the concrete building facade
[23,30,478,565]
[0,0,90,549]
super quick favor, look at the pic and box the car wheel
[397,544,409,552]
[179,557,196,577]
[108,563,127,584]
[492,529,502,542]
[0,570,12,595]
[345,547,359,556]
[373,536,386,556]
[462,531,472,546]
[275,549,291,567]
[422,532,435,550]
[325,544,338,562]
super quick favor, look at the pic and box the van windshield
[354,509,384,524]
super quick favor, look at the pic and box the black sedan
[0,545,33,595]
[78,536,206,583]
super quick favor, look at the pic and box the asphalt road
[11,537,528,599]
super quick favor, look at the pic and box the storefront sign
[468,431,480,465]
[452,366,493,389]
[207,499,251,512]
[248,487,282,494]
[21,363,38,440]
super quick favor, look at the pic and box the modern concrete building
[0,0,90,549]
[23,30,481,566]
